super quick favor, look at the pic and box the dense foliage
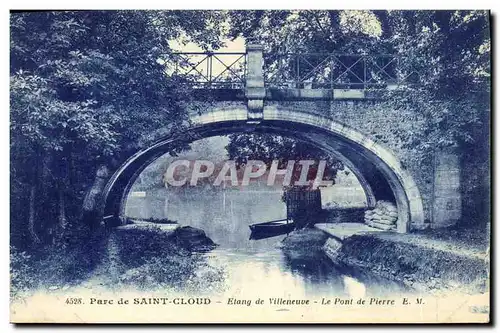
[10,11,225,248]
[226,10,490,157]
[226,133,344,186]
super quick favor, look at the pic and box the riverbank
[10,223,223,299]
[97,223,224,293]
[282,225,489,295]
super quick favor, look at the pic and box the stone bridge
[99,45,461,233]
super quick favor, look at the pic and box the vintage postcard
[9,10,490,323]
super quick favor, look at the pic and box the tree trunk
[57,148,70,240]
[58,186,67,231]
[82,164,111,213]
[28,182,41,244]
[81,164,111,232]
[27,146,42,245]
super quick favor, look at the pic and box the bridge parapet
[167,45,418,95]
[167,44,418,121]
[262,52,417,90]
[167,51,247,89]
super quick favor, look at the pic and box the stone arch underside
[101,107,425,233]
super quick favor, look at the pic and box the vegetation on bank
[10,227,109,298]
[11,224,224,298]
[280,228,330,261]
[332,228,489,294]
[282,225,489,294]
[110,226,224,293]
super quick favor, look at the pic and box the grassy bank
[331,230,489,294]
[281,225,489,294]
[280,228,329,261]
[107,225,224,293]
[11,224,225,298]
[10,228,109,298]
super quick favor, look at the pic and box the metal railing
[263,53,418,89]
[165,52,246,89]
[164,50,417,90]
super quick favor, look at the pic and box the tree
[227,10,489,149]
[10,10,227,248]
[226,133,343,186]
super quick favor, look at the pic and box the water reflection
[126,187,288,250]
[204,247,408,300]
[126,190,409,298]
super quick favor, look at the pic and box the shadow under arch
[100,107,425,233]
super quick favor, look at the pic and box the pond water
[126,189,411,299]
[201,246,410,301]
[195,222,413,301]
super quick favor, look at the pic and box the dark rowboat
[249,219,295,240]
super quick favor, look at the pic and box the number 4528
[65,298,83,304]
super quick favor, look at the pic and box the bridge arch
[101,106,424,233]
